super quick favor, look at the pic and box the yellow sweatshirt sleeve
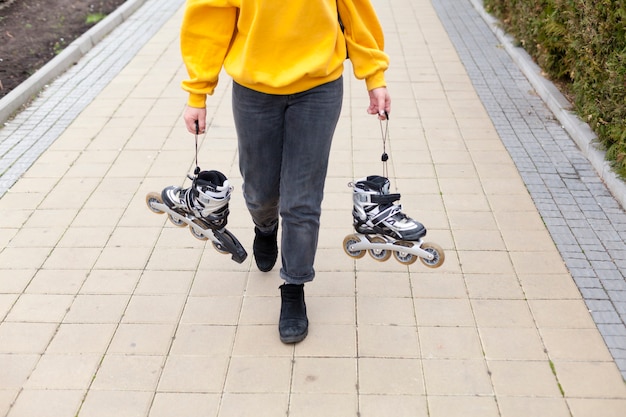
[180,0,238,108]
[338,0,389,90]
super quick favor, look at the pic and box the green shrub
[484,0,626,177]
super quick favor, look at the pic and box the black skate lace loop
[379,112,390,178]
[193,120,201,176]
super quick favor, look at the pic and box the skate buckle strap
[371,192,401,205]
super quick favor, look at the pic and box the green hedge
[483,0,626,177]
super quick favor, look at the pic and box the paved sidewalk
[1,0,626,416]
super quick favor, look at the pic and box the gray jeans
[232,77,343,284]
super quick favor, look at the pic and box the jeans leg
[232,83,286,234]
[279,78,343,284]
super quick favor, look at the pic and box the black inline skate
[146,169,248,264]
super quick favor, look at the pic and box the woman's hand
[183,105,207,134]
[367,87,391,120]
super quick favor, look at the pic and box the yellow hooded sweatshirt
[180,0,389,108]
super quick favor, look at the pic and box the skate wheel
[212,241,229,254]
[189,225,208,241]
[343,234,365,259]
[168,213,186,227]
[145,192,164,214]
[393,241,418,265]
[368,236,391,262]
[419,242,445,268]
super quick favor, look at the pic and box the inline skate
[342,175,444,267]
[145,169,248,264]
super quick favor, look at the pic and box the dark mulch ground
[0,0,127,99]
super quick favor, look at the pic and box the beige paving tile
[304,271,355,297]
[464,273,525,299]
[70,207,124,227]
[553,361,626,398]
[357,296,416,326]
[149,392,220,417]
[25,269,87,294]
[359,394,427,417]
[169,324,235,356]
[472,299,535,328]
[411,273,467,298]
[55,226,113,248]
[189,270,246,296]
[510,250,569,275]
[47,323,116,354]
[308,296,356,325]
[518,273,582,300]
[452,229,506,251]
[0,294,19,320]
[225,356,293,393]
[122,294,186,324]
[0,247,50,269]
[457,250,515,275]
[232,324,293,357]
[355,271,410,297]
[106,226,162,248]
[422,359,493,396]
[290,393,358,417]
[480,327,548,360]
[427,395,499,417]
[414,298,475,327]
[419,326,483,359]
[158,355,230,393]
[358,324,419,358]
[498,396,572,417]
[63,294,130,324]
[5,226,65,248]
[292,357,357,394]
[78,390,153,417]
[6,294,74,323]
[294,324,356,357]
[42,247,101,270]
[567,398,626,417]
[25,353,101,390]
[0,269,34,293]
[180,296,242,325]
[529,299,597,329]
[0,354,39,389]
[109,323,176,355]
[91,355,164,391]
[541,328,614,361]
[488,360,561,397]
[95,246,154,270]
[134,270,194,295]
[6,389,85,417]
[0,322,57,354]
[219,393,288,417]
[146,247,205,271]
[238,296,279,325]
[79,269,141,294]
[358,358,424,395]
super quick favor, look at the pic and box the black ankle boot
[279,284,308,343]
[253,226,278,272]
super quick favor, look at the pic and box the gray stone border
[468,0,626,211]
[0,0,149,124]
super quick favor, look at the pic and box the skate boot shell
[146,170,247,264]
[343,175,444,267]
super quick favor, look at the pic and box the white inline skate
[342,175,445,267]
[145,169,248,264]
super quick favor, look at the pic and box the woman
[180,0,391,343]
